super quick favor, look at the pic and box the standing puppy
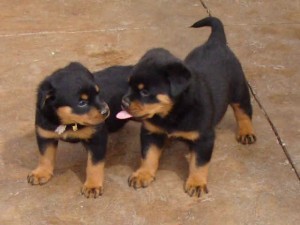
[28,62,132,198]
[118,17,256,197]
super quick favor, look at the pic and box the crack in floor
[199,0,300,181]
[0,27,158,38]
[1,0,299,181]
[247,82,300,181]
[200,0,211,16]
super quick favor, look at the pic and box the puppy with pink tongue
[116,111,132,120]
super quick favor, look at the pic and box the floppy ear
[37,80,55,109]
[164,62,191,97]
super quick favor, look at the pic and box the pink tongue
[116,110,133,119]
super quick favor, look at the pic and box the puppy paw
[237,133,256,145]
[128,170,155,189]
[27,169,52,185]
[184,177,208,197]
[81,184,103,198]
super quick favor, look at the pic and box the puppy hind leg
[230,82,256,144]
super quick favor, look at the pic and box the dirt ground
[0,1,299,225]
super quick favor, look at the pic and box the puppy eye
[140,89,150,97]
[78,99,88,107]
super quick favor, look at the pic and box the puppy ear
[165,62,191,97]
[37,80,55,109]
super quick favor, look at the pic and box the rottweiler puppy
[28,62,132,198]
[118,17,256,197]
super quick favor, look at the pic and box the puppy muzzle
[100,104,110,118]
[121,96,130,109]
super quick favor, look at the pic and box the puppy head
[121,48,191,120]
[37,62,110,126]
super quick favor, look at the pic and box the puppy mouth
[116,109,149,120]
[116,110,133,120]
[57,108,109,127]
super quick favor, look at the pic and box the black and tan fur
[28,62,132,198]
[122,17,256,197]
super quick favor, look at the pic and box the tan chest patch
[36,126,96,140]
[168,131,200,141]
[143,121,165,134]
[143,121,200,141]
[57,106,105,126]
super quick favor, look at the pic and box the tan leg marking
[81,152,105,198]
[27,144,57,185]
[80,94,89,100]
[184,152,209,197]
[231,103,256,144]
[128,145,162,189]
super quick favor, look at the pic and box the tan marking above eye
[95,85,100,92]
[138,83,144,90]
[81,94,89,100]
[156,94,173,104]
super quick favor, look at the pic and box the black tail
[191,17,227,45]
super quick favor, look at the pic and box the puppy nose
[122,96,130,108]
[101,108,110,117]
[100,105,110,117]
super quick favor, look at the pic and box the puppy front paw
[128,170,155,189]
[237,133,256,145]
[27,168,53,185]
[81,184,103,198]
[184,176,208,197]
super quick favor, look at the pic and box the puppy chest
[143,121,200,141]
[168,131,200,141]
[61,127,96,140]
[37,126,96,141]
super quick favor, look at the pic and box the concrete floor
[0,0,299,224]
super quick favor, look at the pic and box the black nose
[122,96,130,108]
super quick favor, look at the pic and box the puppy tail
[191,17,227,45]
